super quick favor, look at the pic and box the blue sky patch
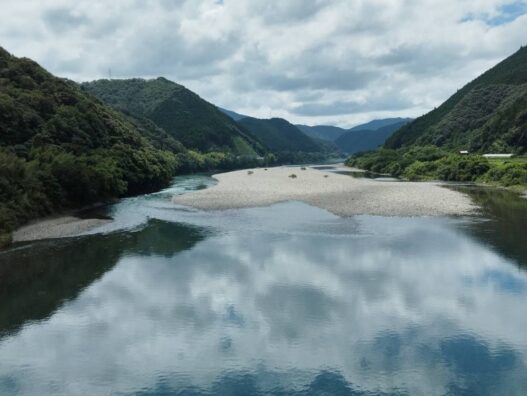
[462,1,527,25]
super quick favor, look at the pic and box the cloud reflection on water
[0,202,526,395]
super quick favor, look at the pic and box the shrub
[480,163,527,186]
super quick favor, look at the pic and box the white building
[482,154,514,159]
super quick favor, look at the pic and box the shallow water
[0,175,526,395]
[313,165,398,181]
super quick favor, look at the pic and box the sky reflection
[0,201,526,395]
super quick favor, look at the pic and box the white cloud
[0,0,526,127]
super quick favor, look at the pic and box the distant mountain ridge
[349,118,413,132]
[221,107,412,149]
[296,118,412,154]
[386,46,527,153]
[335,120,411,154]
[237,117,323,153]
[221,104,413,153]
[296,124,348,141]
[82,78,264,155]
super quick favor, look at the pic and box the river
[0,169,526,395]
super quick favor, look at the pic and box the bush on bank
[347,146,527,187]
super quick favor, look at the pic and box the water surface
[0,175,526,395]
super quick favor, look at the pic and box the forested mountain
[82,78,264,155]
[0,47,280,247]
[335,120,410,154]
[310,137,340,153]
[221,105,412,154]
[296,118,412,147]
[296,124,347,141]
[219,107,248,121]
[386,46,527,153]
[237,117,323,153]
[349,118,413,133]
[0,47,183,246]
[349,47,527,188]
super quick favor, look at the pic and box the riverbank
[173,166,476,216]
[12,216,111,243]
[347,147,527,190]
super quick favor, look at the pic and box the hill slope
[386,46,527,153]
[296,124,347,142]
[335,121,410,154]
[237,117,322,152]
[349,118,413,133]
[0,47,181,245]
[219,107,248,121]
[297,118,412,143]
[81,79,264,155]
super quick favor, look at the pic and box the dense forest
[349,46,527,187]
[0,47,342,247]
[0,48,276,247]
[347,146,527,187]
[81,78,265,155]
[386,46,527,153]
[0,47,183,246]
[237,117,323,153]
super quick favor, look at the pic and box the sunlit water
[1,171,526,395]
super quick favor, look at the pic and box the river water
[0,171,526,395]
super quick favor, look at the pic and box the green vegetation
[0,47,274,248]
[349,46,527,189]
[347,146,527,187]
[386,46,527,153]
[479,157,527,187]
[0,47,187,246]
[219,107,248,121]
[81,78,265,155]
[296,124,347,141]
[238,117,323,153]
[335,120,410,154]
[0,45,338,248]
[236,117,340,164]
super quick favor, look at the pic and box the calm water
[0,174,527,395]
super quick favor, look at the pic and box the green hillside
[335,120,410,154]
[386,46,527,153]
[296,124,347,142]
[82,78,264,155]
[219,107,248,121]
[349,118,413,133]
[0,47,183,246]
[238,117,322,153]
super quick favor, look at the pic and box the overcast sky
[1,0,527,127]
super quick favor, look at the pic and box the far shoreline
[7,165,493,246]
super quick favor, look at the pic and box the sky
[1,0,527,128]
